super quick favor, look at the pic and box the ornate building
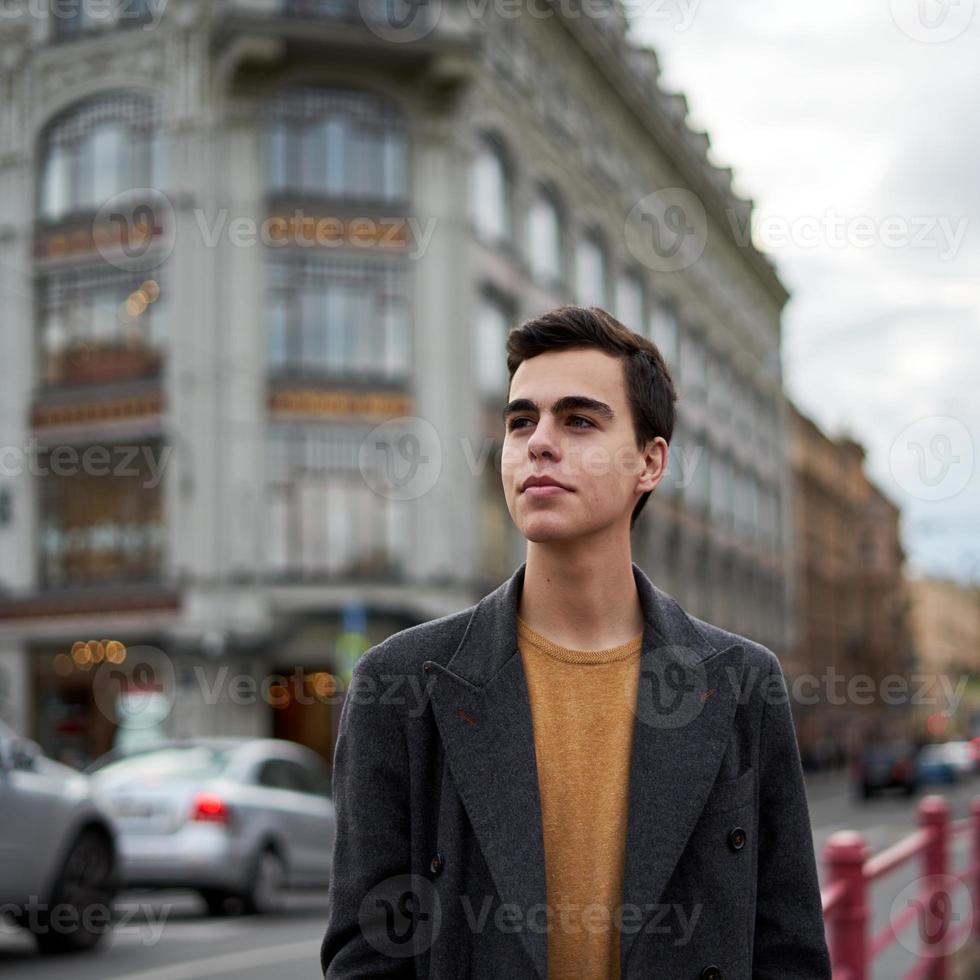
[0,0,793,764]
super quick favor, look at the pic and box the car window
[258,758,316,794]
[90,746,231,785]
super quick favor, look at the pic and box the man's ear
[635,437,668,494]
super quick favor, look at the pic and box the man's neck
[516,533,645,651]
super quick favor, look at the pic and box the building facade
[0,0,793,766]
[907,576,980,741]
[788,402,914,767]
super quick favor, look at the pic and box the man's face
[500,347,664,543]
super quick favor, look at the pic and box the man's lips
[523,484,569,498]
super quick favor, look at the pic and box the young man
[321,306,831,979]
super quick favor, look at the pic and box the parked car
[0,720,119,953]
[86,737,335,915]
[916,742,960,785]
[854,739,918,798]
[916,740,976,784]
[939,740,976,779]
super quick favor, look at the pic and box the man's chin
[519,517,583,543]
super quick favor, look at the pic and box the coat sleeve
[752,650,832,979]
[320,656,416,979]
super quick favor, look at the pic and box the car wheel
[199,888,235,917]
[32,827,117,954]
[240,848,285,915]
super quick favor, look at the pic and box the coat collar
[424,560,745,980]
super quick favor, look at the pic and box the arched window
[470,134,511,244]
[264,86,408,202]
[38,92,164,223]
[527,184,562,284]
[575,229,607,306]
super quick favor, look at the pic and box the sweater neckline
[516,615,643,665]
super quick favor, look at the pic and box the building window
[470,134,511,244]
[38,92,164,223]
[575,229,607,306]
[265,424,411,577]
[264,86,407,203]
[475,289,512,397]
[37,265,167,387]
[648,301,679,369]
[679,329,707,400]
[38,440,166,587]
[615,271,644,333]
[527,184,562,285]
[265,254,409,381]
[686,438,709,511]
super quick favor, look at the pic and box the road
[2,771,979,978]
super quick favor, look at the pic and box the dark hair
[505,305,677,530]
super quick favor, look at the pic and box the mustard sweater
[516,615,643,980]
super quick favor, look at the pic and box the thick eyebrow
[501,395,616,423]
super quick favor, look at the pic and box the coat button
[700,967,722,980]
[423,662,433,673]
[728,827,746,851]
[429,853,444,877]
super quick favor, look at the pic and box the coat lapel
[423,561,745,980]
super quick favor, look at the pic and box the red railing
[821,795,980,980]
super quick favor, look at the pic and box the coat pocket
[704,765,756,815]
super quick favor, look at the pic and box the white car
[940,740,975,778]
[0,720,119,953]
[87,737,336,915]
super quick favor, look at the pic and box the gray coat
[320,561,832,979]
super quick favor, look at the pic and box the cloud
[632,0,980,581]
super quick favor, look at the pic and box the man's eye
[508,417,532,430]
[569,416,594,428]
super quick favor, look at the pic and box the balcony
[210,0,480,81]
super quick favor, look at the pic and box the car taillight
[190,791,230,824]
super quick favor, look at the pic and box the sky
[628,0,980,584]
